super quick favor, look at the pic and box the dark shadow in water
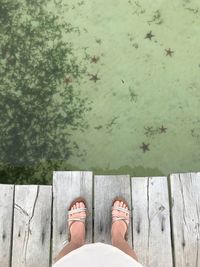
[0,0,90,175]
[0,161,165,184]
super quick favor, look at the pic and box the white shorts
[52,242,143,267]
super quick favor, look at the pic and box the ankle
[111,232,125,244]
[71,236,85,247]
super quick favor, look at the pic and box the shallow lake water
[1,0,200,184]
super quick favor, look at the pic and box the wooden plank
[11,185,52,267]
[170,172,200,267]
[0,184,14,267]
[52,171,93,262]
[131,177,173,267]
[94,175,132,247]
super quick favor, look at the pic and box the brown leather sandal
[111,196,130,241]
[67,197,88,242]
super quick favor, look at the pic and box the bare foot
[68,201,86,245]
[111,200,129,244]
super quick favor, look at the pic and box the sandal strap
[112,206,130,215]
[63,239,68,245]
[68,217,86,222]
[68,208,87,215]
[112,216,129,225]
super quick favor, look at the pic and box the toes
[69,200,86,221]
[112,200,119,216]
[80,202,86,216]
[69,204,74,218]
[113,200,120,210]
[114,200,120,207]
[80,202,85,209]
[113,199,129,218]
[71,201,86,211]
[121,201,128,210]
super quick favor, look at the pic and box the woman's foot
[111,200,129,244]
[68,201,86,245]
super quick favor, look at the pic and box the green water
[1,0,200,184]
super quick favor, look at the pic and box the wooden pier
[0,171,200,267]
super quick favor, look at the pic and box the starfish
[145,31,155,40]
[89,73,100,83]
[91,56,99,63]
[144,126,153,131]
[165,48,174,56]
[144,126,154,137]
[94,125,103,130]
[78,1,84,5]
[159,125,167,133]
[129,87,138,102]
[64,77,72,84]
[140,142,150,153]
[96,38,102,45]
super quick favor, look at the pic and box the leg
[112,233,138,261]
[54,239,84,263]
[111,200,139,262]
[54,201,86,263]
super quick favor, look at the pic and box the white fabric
[52,242,143,267]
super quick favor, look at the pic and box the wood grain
[0,184,14,267]
[11,185,52,267]
[170,172,200,267]
[131,177,173,267]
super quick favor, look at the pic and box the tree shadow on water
[0,0,90,183]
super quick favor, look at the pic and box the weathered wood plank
[11,185,52,267]
[0,184,14,267]
[170,172,200,267]
[94,175,132,247]
[52,171,93,262]
[131,177,173,267]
